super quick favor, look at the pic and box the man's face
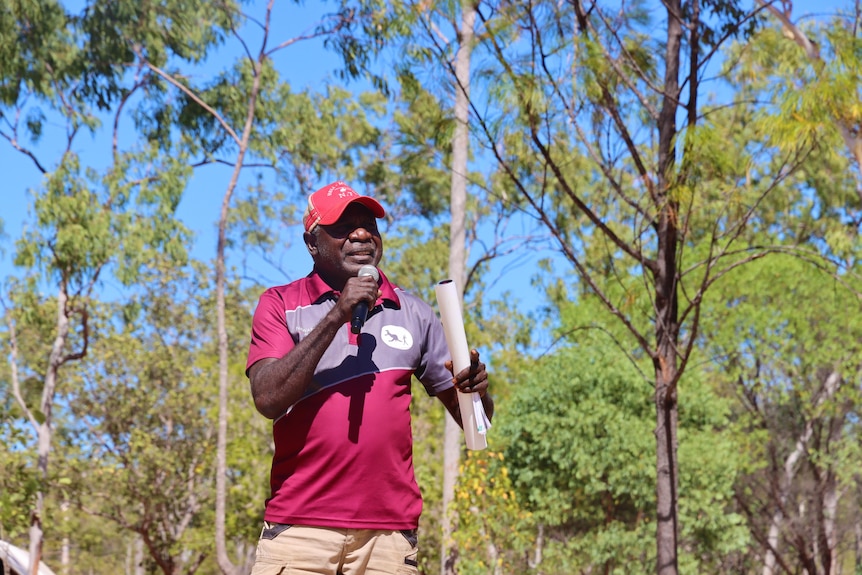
[305,203,383,289]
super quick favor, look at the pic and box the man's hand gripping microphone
[350,265,379,334]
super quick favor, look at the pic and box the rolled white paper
[435,279,489,451]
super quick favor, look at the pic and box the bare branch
[0,128,49,174]
[113,63,148,158]
[588,5,662,121]
[222,2,256,64]
[1,98,50,173]
[60,305,89,365]
[266,25,350,57]
[472,7,657,273]
[142,56,241,145]
[3,306,40,432]
[529,125,657,272]
[533,5,658,218]
[499,146,655,356]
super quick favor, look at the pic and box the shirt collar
[305,268,401,308]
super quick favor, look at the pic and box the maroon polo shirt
[246,270,453,529]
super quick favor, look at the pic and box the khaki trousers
[250,523,419,575]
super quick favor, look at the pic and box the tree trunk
[820,473,839,575]
[28,491,45,575]
[529,523,544,571]
[763,425,812,574]
[441,3,476,575]
[818,373,844,575]
[763,508,783,575]
[855,512,862,574]
[654,0,683,568]
[441,420,460,575]
[215,146,253,575]
[653,350,679,575]
[30,285,72,575]
[61,500,70,574]
[214,167,237,575]
[135,536,145,575]
[214,24,264,575]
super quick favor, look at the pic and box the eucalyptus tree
[58,1,404,572]
[0,0,228,570]
[2,115,194,575]
[347,3,548,570]
[712,9,862,571]
[412,2,823,573]
[701,255,862,575]
[440,4,479,574]
[0,68,195,575]
[63,254,274,575]
[63,258,246,575]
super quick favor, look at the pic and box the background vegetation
[1,1,860,574]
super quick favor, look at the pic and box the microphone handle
[351,265,378,334]
[351,300,369,334]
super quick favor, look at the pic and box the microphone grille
[358,265,379,281]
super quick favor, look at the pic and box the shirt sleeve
[415,301,456,396]
[246,288,296,375]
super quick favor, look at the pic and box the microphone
[350,265,380,334]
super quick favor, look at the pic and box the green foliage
[702,254,861,384]
[58,255,266,571]
[493,340,747,573]
[726,18,860,264]
[388,71,454,217]
[274,86,389,191]
[450,450,536,575]
[736,21,860,157]
[12,148,191,291]
[227,178,295,272]
[699,250,862,570]
[0,0,72,106]
[0,423,39,540]
[501,343,654,525]
[78,0,235,109]
[382,223,449,301]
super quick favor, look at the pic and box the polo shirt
[246,270,453,530]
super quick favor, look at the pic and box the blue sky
[1,0,850,323]
[2,2,342,283]
[1,1,555,323]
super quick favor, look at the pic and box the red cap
[303,181,385,232]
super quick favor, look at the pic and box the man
[246,181,494,575]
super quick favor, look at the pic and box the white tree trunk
[762,371,841,575]
[61,500,70,574]
[762,417,812,575]
[135,536,145,575]
[441,4,476,575]
[28,286,71,575]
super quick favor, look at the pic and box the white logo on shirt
[380,325,413,350]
